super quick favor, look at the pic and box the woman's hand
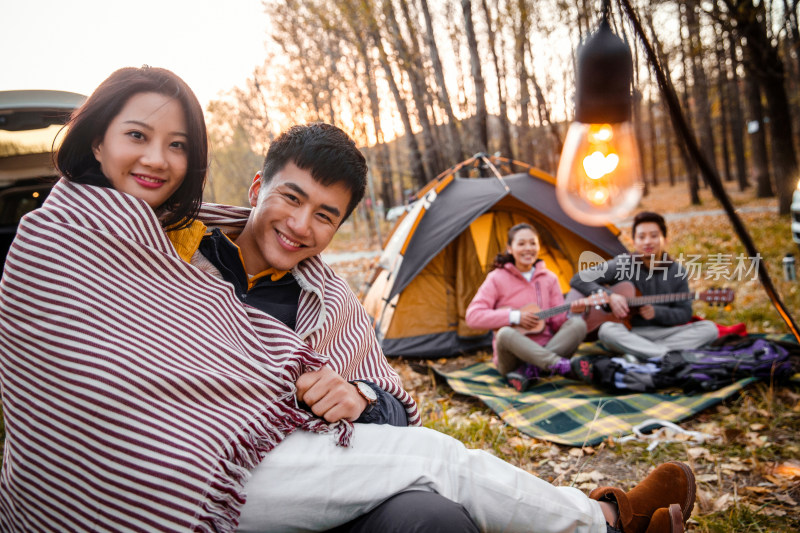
[518,310,543,331]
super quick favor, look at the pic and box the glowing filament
[582,151,619,180]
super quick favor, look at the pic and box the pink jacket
[465,261,568,363]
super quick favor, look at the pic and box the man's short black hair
[260,123,367,222]
[631,211,667,238]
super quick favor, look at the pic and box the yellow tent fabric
[469,213,495,272]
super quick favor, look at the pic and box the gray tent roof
[389,173,627,300]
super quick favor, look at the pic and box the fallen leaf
[772,460,800,479]
[696,473,718,483]
[721,462,751,472]
[774,493,798,506]
[723,427,743,443]
[742,486,771,493]
[687,447,713,461]
[749,423,766,431]
[573,470,605,483]
[713,492,734,512]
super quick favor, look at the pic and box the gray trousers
[597,320,718,361]
[495,317,587,376]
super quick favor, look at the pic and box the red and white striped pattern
[196,204,421,425]
[0,180,349,532]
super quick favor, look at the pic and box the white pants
[238,424,606,533]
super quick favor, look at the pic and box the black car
[0,90,86,275]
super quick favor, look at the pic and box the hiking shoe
[549,358,572,377]
[505,364,539,392]
[590,461,696,533]
[570,355,596,383]
[644,504,684,533]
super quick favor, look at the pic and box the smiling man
[164,126,698,533]
[169,123,480,533]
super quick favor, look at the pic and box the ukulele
[564,281,735,333]
[511,291,609,335]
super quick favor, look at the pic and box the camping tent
[361,156,628,358]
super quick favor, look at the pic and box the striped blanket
[0,180,349,532]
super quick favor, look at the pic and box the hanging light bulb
[556,13,643,226]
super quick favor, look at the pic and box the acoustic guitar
[564,281,735,333]
[511,291,609,335]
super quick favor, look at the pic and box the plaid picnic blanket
[437,335,798,447]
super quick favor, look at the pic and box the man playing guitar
[569,211,719,362]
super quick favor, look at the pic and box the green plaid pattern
[437,335,798,447]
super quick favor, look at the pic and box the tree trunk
[515,0,532,164]
[664,103,677,187]
[647,91,658,187]
[742,68,773,198]
[365,20,427,188]
[783,0,800,153]
[338,0,396,207]
[679,8,701,203]
[481,0,514,161]
[726,29,749,191]
[644,10,677,187]
[712,3,732,183]
[736,0,798,214]
[462,0,488,152]
[420,0,465,164]
[684,1,717,179]
[389,0,445,179]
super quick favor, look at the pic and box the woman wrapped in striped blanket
[0,67,694,533]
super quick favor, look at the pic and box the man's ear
[248,172,262,207]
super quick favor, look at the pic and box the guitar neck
[627,292,697,306]
[534,303,573,320]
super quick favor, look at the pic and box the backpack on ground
[666,336,796,394]
[586,336,797,394]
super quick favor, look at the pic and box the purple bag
[665,337,796,393]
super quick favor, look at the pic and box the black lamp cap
[575,18,633,124]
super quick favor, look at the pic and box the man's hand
[608,293,629,318]
[569,300,586,314]
[639,304,655,320]
[296,366,368,423]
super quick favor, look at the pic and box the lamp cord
[615,0,800,343]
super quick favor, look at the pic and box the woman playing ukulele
[466,223,588,391]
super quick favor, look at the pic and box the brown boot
[590,461,695,533]
[644,504,684,533]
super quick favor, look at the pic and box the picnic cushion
[437,335,798,447]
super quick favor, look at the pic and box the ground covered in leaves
[331,181,800,531]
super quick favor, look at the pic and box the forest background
[203,0,799,238]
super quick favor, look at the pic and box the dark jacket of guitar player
[570,253,690,328]
[568,253,719,361]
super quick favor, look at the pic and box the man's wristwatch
[351,380,378,414]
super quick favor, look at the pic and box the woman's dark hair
[56,66,207,229]
[491,223,539,269]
